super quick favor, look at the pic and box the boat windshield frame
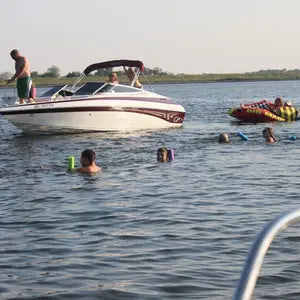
[75,82,144,95]
[51,82,145,98]
[97,83,144,94]
[69,59,155,93]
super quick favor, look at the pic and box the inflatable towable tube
[229,100,297,123]
[229,107,285,122]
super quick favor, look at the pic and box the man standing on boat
[6,49,32,104]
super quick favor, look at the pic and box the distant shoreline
[1,73,300,88]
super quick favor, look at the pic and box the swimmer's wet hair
[218,133,229,143]
[262,127,273,135]
[157,147,168,154]
[81,149,96,166]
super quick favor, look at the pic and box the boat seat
[58,89,74,96]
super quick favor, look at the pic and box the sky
[1,0,300,75]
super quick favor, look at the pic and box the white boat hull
[0,97,185,134]
[4,111,183,133]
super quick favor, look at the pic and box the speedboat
[0,60,185,134]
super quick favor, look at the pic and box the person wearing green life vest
[269,97,297,121]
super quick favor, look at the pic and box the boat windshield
[41,85,67,97]
[41,82,143,99]
[74,82,106,95]
[108,85,142,93]
[95,84,143,94]
[73,83,143,95]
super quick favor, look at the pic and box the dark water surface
[1,81,300,299]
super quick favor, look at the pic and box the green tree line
[2,66,300,85]
[0,65,172,80]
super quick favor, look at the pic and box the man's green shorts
[17,76,32,99]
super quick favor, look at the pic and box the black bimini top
[83,60,144,75]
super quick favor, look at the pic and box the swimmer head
[157,147,174,162]
[157,147,168,162]
[80,149,96,167]
[262,127,276,142]
[262,127,273,138]
[218,133,229,143]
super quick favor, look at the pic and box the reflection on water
[1,81,300,299]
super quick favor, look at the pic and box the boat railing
[233,208,300,300]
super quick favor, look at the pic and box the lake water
[1,81,300,299]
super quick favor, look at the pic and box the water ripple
[1,82,300,299]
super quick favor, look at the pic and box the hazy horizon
[2,0,300,76]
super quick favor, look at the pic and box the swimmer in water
[262,127,277,143]
[157,147,168,162]
[76,149,101,173]
[218,133,229,143]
